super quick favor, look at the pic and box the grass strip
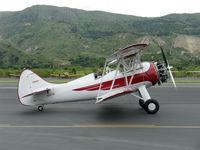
[0,81,69,84]
[169,80,200,83]
[0,81,18,83]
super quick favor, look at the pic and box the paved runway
[0,83,200,150]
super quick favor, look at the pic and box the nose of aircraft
[154,47,176,87]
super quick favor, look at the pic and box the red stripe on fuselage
[73,63,158,91]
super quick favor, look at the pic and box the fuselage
[18,61,158,106]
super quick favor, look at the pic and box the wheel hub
[148,103,156,111]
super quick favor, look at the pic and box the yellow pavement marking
[0,124,200,129]
[0,124,10,127]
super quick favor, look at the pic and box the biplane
[17,43,176,114]
[8,74,20,78]
[50,72,82,78]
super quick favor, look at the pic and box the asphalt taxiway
[0,82,200,150]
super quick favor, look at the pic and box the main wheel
[144,99,159,114]
[139,99,145,109]
[38,105,44,111]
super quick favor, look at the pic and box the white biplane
[17,43,176,114]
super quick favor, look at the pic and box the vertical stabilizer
[17,69,52,105]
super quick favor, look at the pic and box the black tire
[139,99,145,109]
[38,106,44,111]
[144,99,159,114]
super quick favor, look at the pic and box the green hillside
[0,41,27,68]
[0,5,200,69]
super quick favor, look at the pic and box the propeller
[160,47,176,88]
[160,47,168,67]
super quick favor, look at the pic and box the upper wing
[107,43,147,63]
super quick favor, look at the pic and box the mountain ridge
[0,5,200,69]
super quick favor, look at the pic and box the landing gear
[144,99,159,114]
[38,105,44,111]
[136,85,160,114]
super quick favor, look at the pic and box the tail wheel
[38,105,44,111]
[139,99,145,109]
[144,99,159,114]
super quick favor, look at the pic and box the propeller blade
[160,47,168,67]
[168,66,176,88]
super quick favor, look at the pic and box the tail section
[17,69,52,106]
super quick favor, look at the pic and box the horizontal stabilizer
[96,89,133,104]
[22,87,50,98]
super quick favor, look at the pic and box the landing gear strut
[38,105,44,111]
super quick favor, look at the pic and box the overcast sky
[0,0,200,17]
